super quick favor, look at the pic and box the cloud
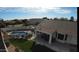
[0,7,20,12]
[0,7,77,20]
[0,0,78,8]
[24,7,71,15]
[0,7,72,15]
[53,8,71,14]
[20,7,61,13]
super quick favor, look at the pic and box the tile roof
[36,20,77,36]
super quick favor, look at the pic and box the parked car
[9,31,29,39]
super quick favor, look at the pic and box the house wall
[36,30,77,45]
[50,31,77,45]
[66,34,77,45]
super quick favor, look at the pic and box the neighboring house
[1,26,34,32]
[7,24,23,28]
[35,20,77,52]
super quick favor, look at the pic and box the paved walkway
[7,43,23,52]
[7,44,16,52]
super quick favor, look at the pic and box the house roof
[36,20,77,36]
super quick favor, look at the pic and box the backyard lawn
[9,39,34,52]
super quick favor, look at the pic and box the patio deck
[36,38,77,52]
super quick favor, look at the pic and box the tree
[64,18,68,20]
[70,16,74,21]
[60,17,68,21]
[0,18,4,22]
[22,19,31,26]
[12,19,22,24]
[0,18,6,28]
[42,17,49,20]
[22,19,28,23]
[60,17,65,20]
[54,18,59,20]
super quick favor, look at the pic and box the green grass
[9,39,34,52]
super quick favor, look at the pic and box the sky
[0,7,77,20]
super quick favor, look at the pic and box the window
[65,34,68,40]
[51,32,57,42]
[41,33,49,41]
[58,33,64,40]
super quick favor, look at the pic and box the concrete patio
[36,38,77,52]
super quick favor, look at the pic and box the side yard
[9,39,34,52]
